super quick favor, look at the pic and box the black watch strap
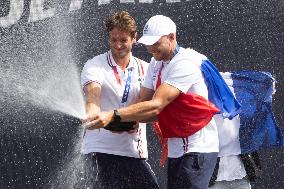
[113,109,121,122]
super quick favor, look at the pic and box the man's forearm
[118,84,181,122]
[84,82,101,119]
[118,100,162,122]
[86,102,100,115]
[139,116,157,123]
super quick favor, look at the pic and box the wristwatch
[113,109,121,122]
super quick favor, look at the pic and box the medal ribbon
[107,51,133,103]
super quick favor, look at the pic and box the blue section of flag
[230,71,284,153]
[201,60,242,119]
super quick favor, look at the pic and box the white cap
[137,15,176,46]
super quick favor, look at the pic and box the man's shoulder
[84,52,107,67]
[178,48,207,63]
[169,48,207,71]
[132,56,149,65]
[132,56,150,71]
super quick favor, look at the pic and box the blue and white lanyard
[106,51,134,104]
[121,67,133,103]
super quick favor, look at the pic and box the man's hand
[82,111,114,130]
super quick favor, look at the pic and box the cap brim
[137,35,161,45]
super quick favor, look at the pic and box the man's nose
[114,42,123,49]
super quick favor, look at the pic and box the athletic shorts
[168,152,218,189]
[85,153,160,189]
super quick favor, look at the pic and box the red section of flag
[153,92,220,166]
[159,92,219,138]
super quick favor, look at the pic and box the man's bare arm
[83,82,101,128]
[119,83,180,122]
[135,86,156,123]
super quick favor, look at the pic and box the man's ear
[168,33,175,41]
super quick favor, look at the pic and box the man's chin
[113,51,128,58]
[153,55,163,61]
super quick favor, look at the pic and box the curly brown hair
[105,11,137,38]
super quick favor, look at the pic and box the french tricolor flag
[217,71,284,156]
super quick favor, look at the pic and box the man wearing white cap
[84,15,220,189]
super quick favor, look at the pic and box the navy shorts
[167,152,218,189]
[87,153,159,189]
